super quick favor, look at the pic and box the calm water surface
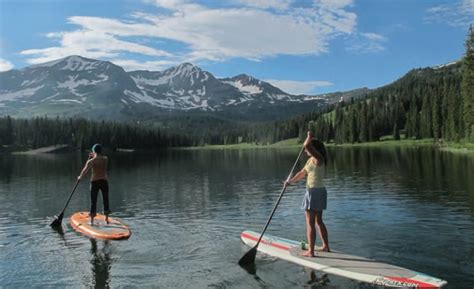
[0,147,473,288]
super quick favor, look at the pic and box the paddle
[238,144,306,268]
[50,155,91,228]
[50,180,80,228]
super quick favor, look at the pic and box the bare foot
[316,246,330,252]
[301,250,315,257]
[105,216,109,224]
[90,218,94,226]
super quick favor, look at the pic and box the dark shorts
[90,179,111,217]
[301,187,327,211]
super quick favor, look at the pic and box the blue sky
[0,0,473,94]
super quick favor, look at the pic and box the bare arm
[285,169,306,186]
[77,159,92,180]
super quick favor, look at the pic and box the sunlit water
[0,147,473,288]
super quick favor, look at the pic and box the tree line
[0,116,192,150]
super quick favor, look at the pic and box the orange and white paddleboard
[70,212,131,240]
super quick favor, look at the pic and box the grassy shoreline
[176,137,474,154]
[3,138,473,155]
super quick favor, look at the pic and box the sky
[0,0,473,95]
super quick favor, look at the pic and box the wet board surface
[70,212,131,240]
[241,230,447,288]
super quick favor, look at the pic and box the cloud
[234,0,292,10]
[346,32,387,53]
[316,0,354,10]
[111,58,178,71]
[20,26,171,65]
[463,0,474,12]
[265,79,333,95]
[425,0,474,27]
[360,32,386,41]
[0,58,13,71]
[20,0,358,69]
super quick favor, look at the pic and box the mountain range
[0,55,369,121]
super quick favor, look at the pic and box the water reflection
[328,146,474,214]
[306,271,329,288]
[89,239,112,289]
[0,154,14,183]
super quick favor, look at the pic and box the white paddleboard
[241,230,447,288]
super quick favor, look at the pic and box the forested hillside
[307,26,474,144]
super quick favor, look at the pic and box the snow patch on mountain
[57,74,108,89]
[21,77,46,87]
[223,80,263,95]
[179,98,212,111]
[124,89,163,106]
[0,85,44,102]
[60,56,104,71]
[303,95,325,101]
[434,61,458,69]
[41,93,61,102]
[57,74,108,96]
[267,94,293,101]
[131,75,170,86]
[54,99,83,104]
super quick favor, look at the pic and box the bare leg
[303,210,316,257]
[90,216,94,226]
[315,210,330,252]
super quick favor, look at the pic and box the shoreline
[2,138,473,155]
[174,138,474,155]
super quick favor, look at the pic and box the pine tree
[4,116,13,145]
[462,24,474,141]
[431,92,441,140]
[420,93,433,138]
[393,122,400,140]
[358,101,368,142]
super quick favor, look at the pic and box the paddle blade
[239,246,257,267]
[50,213,64,228]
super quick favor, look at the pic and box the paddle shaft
[60,154,96,213]
[253,145,306,248]
[58,180,80,215]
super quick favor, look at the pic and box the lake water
[0,147,473,288]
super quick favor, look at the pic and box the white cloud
[346,32,387,53]
[21,26,171,64]
[0,58,14,71]
[316,0,353,10]
[265,79,333,95]
[20,0,358,69]
[111,58,178,71]
[425,0,474,27]
[360,32,386,41]
[148,0,205,12]
[234,0,292,10]
[463,0,474,12]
